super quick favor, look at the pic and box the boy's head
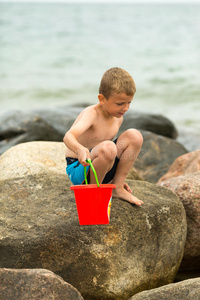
[99,67,136,99]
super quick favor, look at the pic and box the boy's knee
[99,141,117,161]
[125,129,143,148]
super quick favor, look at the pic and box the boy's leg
[90,141,117,184]
[112,129,144,205]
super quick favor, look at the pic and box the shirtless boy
[63,67,143,205]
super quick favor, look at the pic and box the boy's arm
[63,108,96,166]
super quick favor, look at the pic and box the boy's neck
[97,103,115,120]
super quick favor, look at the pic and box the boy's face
[98,93,134,118]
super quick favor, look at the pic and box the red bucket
[71,184,115,225]
[70,159,116,225]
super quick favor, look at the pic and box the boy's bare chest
[79,118,120,147]
[89,119,120,141]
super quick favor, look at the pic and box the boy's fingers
[86,157,91,166]
[81,160,88,167]
[81,158,90,167]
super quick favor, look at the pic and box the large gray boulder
[0,142,187,299]
[120,110,178,139]
[0,110,64,155]
[0,268,84,300]
[129,278,200,300]
[134,130,188,183]
[0,106,178,155]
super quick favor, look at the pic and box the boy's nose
[123,104,130,112]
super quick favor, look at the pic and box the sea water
[0,2,200,134]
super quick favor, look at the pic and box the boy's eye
[116,102,132,106]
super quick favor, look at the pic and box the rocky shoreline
[0,105,200,299]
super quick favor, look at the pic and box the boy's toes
[131,198,143,206]
[136,199,143,206]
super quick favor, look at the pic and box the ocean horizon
[1,2,200,135]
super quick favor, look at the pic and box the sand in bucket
[70,159,116,225]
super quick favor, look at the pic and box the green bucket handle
[84,159,100,187]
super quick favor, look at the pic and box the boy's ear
[98,94,106,104]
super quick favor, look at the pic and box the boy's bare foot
[112,186,143,206]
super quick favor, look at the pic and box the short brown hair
[99,67,136,99]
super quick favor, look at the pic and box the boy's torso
[65,104,122,158]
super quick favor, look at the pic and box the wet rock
[129,278,200,300]
[0,107,178,155]
[0,110,64,155]
[0,142,187,299]
[133,130,188,183]
[0,268,84,300]
[158,172,200,271]
[39,106,178,139]
[120,110,178,139]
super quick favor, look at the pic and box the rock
[175,270,200,282]
[0,140,141,182]
[0,110,64,155]
[0,268,84,300]
[34,106,83,135]
[120,110,178,139]
[158,172,200,271]
[157,149,200,183]
[35,107,179,139]
[0,141,66,180]
[126,168,143,181]
[0,107,178,155]
[129,278,200,300]
[0,142,187,299]
[133,130,188,183]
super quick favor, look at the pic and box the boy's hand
[77,147,91,167]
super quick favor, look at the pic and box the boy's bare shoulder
[73,104,97,124]
[83,104,98,114]
[79,104,98,118]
